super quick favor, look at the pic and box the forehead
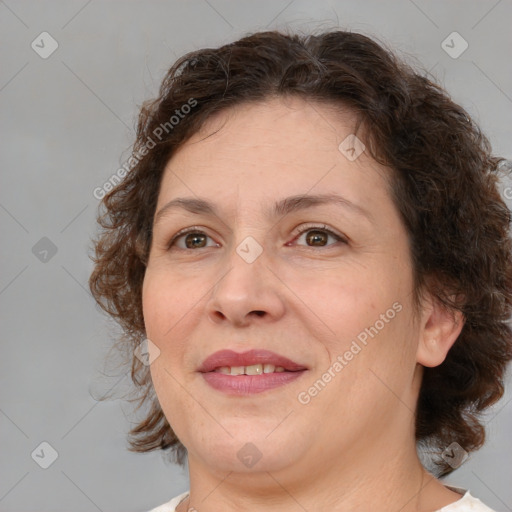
[156,97,392,217]
[182,96,361,155]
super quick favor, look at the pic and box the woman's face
[143,97,422,478]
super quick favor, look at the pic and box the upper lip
[197,349,308,373]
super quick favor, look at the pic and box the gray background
[1,1,511,511]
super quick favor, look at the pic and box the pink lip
[197,349,308,395]
[197,349,307,373]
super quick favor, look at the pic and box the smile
[212,364,286,375]
[198,349,308,395]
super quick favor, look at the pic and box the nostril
[252,310,266,317]
[210,311,227,322]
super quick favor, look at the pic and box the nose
[206,247,286,328]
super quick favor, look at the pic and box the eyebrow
[153,193,374,226]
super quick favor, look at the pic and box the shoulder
[438,487,497,512]
[146,491,190,512]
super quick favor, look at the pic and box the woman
[89,29,512,511]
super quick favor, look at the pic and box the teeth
[245,364,263,375]
[263,364,275,373]
[230,366,245,376]
[214,364,286,375]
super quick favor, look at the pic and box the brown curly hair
[88,29,512,476]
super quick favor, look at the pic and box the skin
[142,96,465,512]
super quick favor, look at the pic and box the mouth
[197,349,308,395]
[210,363,289,375]
[198,349,308,373]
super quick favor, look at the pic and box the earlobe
[416,294,465,368]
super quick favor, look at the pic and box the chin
[190,430,304,473]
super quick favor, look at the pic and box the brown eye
[168,229,219,250]
[306,230,329,246]
[293,225,346,248]
[184,232,207,249]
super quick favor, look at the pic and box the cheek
[303,272,415,396]
[286,265,403,354]
[142,269,199,338]
[142,269,210,387]
[301,305,417,430]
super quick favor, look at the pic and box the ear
[416,292,465,368]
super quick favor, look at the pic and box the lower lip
[201,371,306,395]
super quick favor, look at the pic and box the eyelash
[167,223,347,250]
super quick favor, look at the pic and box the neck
[177,436,453,512]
